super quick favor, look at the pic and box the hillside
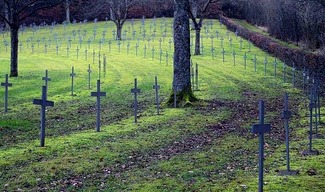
[0,18,324,191]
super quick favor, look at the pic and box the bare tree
[0,0,63,77]
[109,0,134,40]
[188,0,219,55]
[169,0,196,106]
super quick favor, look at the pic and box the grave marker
[153,76,161,115]
[173,81,177,108]
[195,63,199,91]
[127,41,130,54]
[131,78,141,123]
[159,49,163,63]
[42,70,51,94]
[232,50,236,66]
[103,55,107,77]
[251,100,271,192]
[211,47,215,59]
[220,36,224,48]
[116,40,122,51]
[253,54,257,72]
[70,67,76,96]
[87,64,92,89]
[135,43,139,56]
[1,74,12,113]
[201,45,204,55]
[144,44,147,58]
[191,65,195,90]
[98,60,101,80]
[221,48,225,62]
[279,93,299,175]
[313,81,319,138]
[243,52,247,69]
[273,59,277,78]
[264,57,268,76]
[108,40,112,52]
[33,86,54,147]
[93,50,95,64]
[302,86,319,156]
[91,80,106,132]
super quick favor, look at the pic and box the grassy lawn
[0,18,324,191]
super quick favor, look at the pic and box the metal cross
[91,80,106,132]
[1,74,12,113]
[153,76,161,115]
[251,100,271,192]
[131,78,141,123]
[33,86,54,147]
[70,67,76,96]
[42,70,51,94]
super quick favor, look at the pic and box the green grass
[0,18,324,191]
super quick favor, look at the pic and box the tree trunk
[66,0,70,23]
[4,4,10,30]
[10,26,19,77]
[190,0,197,29]
[194,28,201,55]
[168,0,196,106]
[116,23,122,40]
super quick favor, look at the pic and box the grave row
[252,86,322,191]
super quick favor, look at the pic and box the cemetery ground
[0,18,324,191]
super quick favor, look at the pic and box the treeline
[221,0,325,51]
[3,0,325,52]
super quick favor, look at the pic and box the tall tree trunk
[169,0,196,106]
[190,0,197,29]
[66,0,70,23]
[194,27,201,55]
[4,3,10,30]
[116,23,122,40]
[10,26,19,77]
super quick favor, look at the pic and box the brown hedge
[220,15,325,79]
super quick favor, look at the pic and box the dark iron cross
[251,100,271,192]
[70,67,76,96]
[87,64,92,89]
[153,76,161,115]
[42,70,51,94]
[91,80,106,132]
[1,74,12,113]
[33,86,54,147]
[131,78,141,123]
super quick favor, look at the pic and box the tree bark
[10,26,19,77]
[194,28,201,55]
[116,23,122,40]
[168,0,196,106]
[66,0,70,23]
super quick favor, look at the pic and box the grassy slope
[0,18,324,191]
